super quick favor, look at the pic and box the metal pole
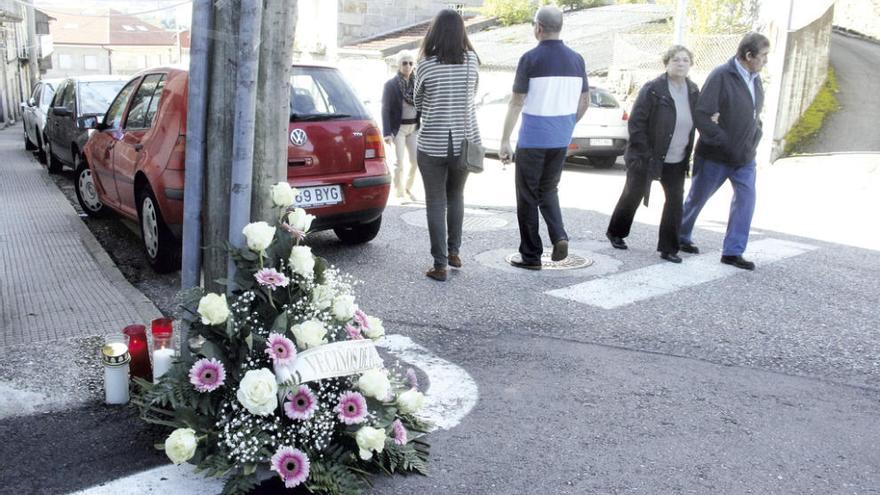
[674,0,688,45]
[226,0,263,290]
[181,0,212,292]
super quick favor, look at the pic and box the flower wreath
[133,183,429,495]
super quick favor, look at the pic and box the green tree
[616,0,758,34]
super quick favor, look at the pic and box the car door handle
[134,144,143,152]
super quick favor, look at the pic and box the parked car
[80,65,390,272]
[476,85,629,169]
[43,75,128,173]
[21,78,63,162]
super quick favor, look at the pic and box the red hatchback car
[80,65,390,272]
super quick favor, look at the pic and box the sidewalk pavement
[0,125,161,419]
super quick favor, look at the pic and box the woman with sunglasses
[414,9,481,282]
[382,50,421,201]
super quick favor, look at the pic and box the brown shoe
[425,267,447,281]
[448,254,462,268]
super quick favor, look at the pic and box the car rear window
[80,81,127,115]
[289,66,369,121]
[590,88,619,108]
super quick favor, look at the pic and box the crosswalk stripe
[546,238,817,309]
[68,464,224,494]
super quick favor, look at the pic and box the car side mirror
[52,106,72,117]
[27,97,36,107]
[77,115,100,129]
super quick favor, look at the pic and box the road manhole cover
[504,252,593,270]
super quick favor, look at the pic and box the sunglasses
[401,61,414,66]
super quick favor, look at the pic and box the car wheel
[138,186,180,273]
[46,141,63,174]
[74,155,107,218]
[333,216,382,245]
[24,129,36,150]
[589,156,617,169]
[36,133,48,164]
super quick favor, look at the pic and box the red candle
[151,317,174,349]
[123,324,152,381]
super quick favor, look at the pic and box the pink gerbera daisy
[406,367,419,390]
[284,385,317,421]
[334,391,368,425]
[254,268,290,290]
[188,358,226,393]
[353,309,369,328]
[270,446,310,488]
[345,324,363,340]
[265,333,297,366]
[392,419,407,445]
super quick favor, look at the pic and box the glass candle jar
[151,318,175,381]
[123,324,152,381]
[102,335,131,405]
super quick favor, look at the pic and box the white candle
[104,363,130,404]
[153,348,176,380]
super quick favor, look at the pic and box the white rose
[358,368,391,400]
[292,319,327,349]
[236,368,278,416]
[164,428,197,465]
[311,284,335,310]
[363,315,385,339]
[355,426,387,460]
[242,221,276,253]
[287,208,316,233]
[271,182,298,207]
[289,245,315,278]
[197,293,229,326]
[332,294,357,321]
[396,388,425,414]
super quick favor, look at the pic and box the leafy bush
[483,0,538,26]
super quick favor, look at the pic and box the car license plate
[590,138,613,147]
[293,185,343,209]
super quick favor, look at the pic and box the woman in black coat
[606,45,700,263]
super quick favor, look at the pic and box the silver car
[21,78,63,163]
[476,85,630,169]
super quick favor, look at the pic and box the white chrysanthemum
[332,294,357,321]
[356,426,387,460]
[358,368,390,400]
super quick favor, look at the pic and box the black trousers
[607,159,687,254]
[515,147,568,263]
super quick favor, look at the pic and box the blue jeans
[417,150,469,269]
[680,156,756,256]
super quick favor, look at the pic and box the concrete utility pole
[673,0,688,45]
[202,1,240,294]
[200,0,299,294]
[226,0,263,288]
[25,0,38,88]
[251,1,298,222]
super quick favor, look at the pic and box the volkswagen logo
[290,128,308,146]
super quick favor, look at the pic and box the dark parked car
[43,75,128,173]
[21,78,63,163]
[80,65,391,272]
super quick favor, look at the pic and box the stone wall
[771,5,834,158]
[338,0,483,46]
[833,0,880,39]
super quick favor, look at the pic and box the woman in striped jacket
[414,9,481,282]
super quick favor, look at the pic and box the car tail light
[568,143,579,150]
[364,126,385,160]
[622,110,629,121]
[166,135,187,170]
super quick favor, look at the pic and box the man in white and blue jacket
[679,32,770,271]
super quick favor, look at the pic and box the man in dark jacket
[679,32,770,270]
[382,50,420,201]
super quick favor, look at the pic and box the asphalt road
[6,146,879,494]
[802,32,880,153]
